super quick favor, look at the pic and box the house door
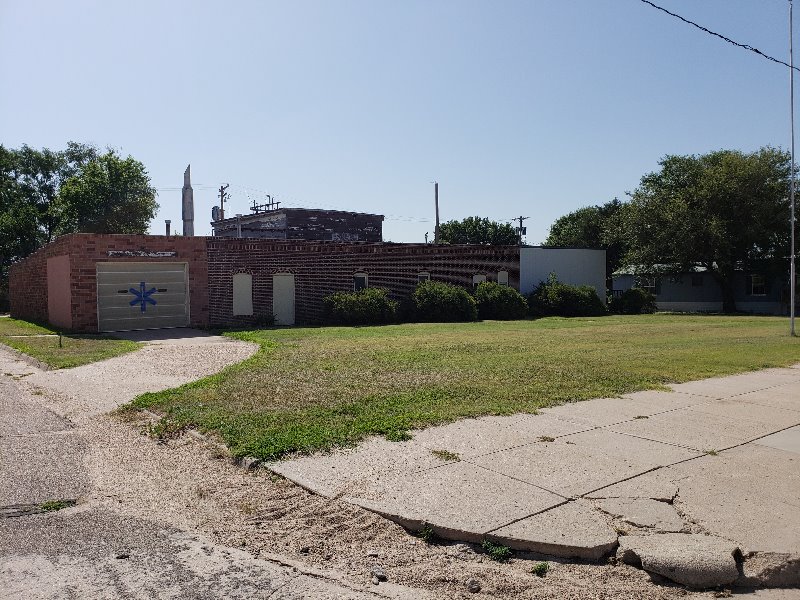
[272,273,295,325]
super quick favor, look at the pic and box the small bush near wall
[474,281,528,320]
[528,274,606,317]
[409,281,478,323]
[610,287,657,315]
[322,288,399,325]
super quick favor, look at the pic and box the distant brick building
[10,233,604,333]
[211,208,384,242]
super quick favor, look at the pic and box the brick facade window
[354,273,368,291]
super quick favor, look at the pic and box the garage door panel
[97,284,187,299]
[97,262,189,331]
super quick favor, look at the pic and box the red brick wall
[207,239,520,326]
[9,237,72,326]
[10,234,519,331]
[10,234,209,332]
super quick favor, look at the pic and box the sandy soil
[80,410,733,600]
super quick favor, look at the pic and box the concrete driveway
[0,330,408,599]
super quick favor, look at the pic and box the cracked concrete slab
[617,533,739,588]
[469,430,696,497]
[409,413,589,458]
[349,461,565,540]
[595,497,685,532]
[666,449,800,552]
[488,500,618,560]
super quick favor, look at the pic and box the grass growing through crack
[430,449,460,462]
[39,499,76,512]
[124,315,800,461]
[481,539,513,562]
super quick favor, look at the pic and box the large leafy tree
[544,198,629,289]
[438,216,519,245]
[0,143,158,309]
[54,150,157,235]
[623,147,792,312]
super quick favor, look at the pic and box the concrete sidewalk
[270,366,800,589]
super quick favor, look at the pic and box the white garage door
[97,262,189,332]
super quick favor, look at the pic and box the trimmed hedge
[409,280,478,322]
[611,287,657,315]
[528,274,606,317]
[474,281,528,320]
[322,288,399,325]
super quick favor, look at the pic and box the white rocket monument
[182,165,194,236]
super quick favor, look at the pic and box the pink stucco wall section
[46,255,72,330]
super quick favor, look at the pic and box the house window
[497,271,509,286]
[472,274,486,289]
[691,274,703,287]
[749,274,766,296]
[636,276,658,295]
[418,272,430,283]
[353,272,368,291]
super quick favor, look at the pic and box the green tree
[438,216,518,245]
[54,150,158,235]
[12,142,98,243]
[623,147,792,313]
[544,198,629,290]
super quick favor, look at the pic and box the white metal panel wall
[519,248,606,302]
[96,262,189,331]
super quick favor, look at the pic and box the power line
[639,0,800,72]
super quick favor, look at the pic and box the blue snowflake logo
[129,281,158,312]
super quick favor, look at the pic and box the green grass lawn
[127,315,800,461]
[0,317,141,369]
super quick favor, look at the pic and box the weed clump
[481,539,513,562]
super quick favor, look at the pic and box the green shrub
[322,288,399,325]
[616,287,657,315]
[527,274,606,317]
[474,281,528,320]
[409,280,478,323]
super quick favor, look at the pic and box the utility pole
[791,0,797,335]
[218,184,230,221]
[515,215,529,245]
[433,182,440,244]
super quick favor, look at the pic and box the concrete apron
[269,365,800,590]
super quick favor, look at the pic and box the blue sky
[0,0,793,243]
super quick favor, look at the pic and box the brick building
[211,208,384,242]
[9,233,605,332]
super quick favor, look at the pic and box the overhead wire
[638,0,799,72]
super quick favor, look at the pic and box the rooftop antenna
[218,184,230,221]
